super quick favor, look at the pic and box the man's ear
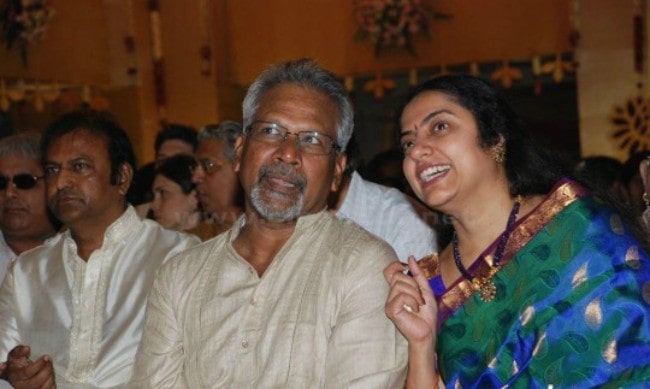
[118,163,134,195]
[233,135,244,173]
[331,153,347,192]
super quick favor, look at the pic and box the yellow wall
[225,0,571,83]
[0,0,572,163]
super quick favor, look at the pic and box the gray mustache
[258,163,307,191]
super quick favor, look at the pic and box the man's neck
[69,207,127,262]
[210,205,243,228]
[232,212,298,277]
[4,230,56,256]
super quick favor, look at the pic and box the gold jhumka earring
[492,144,506,164]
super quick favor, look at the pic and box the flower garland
[355,0,447,56]
[0,0,54,65]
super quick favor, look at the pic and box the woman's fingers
[408,256,436,308]
[383,261,407,283]
[386,273,425,307]
[386,291,424,316]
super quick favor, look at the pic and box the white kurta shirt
[0,231,16,286]
[0,206,199,388]
[338,171,437,262]
[128,211,408,388]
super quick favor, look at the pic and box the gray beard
[250,163,306,222]
[251,184,304,222]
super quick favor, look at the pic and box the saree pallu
[423,180,650,388]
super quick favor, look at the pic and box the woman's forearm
[405,336,439,389]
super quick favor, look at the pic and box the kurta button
[241,339,249,348]
[250,297,257,305]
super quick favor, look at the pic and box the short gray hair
[198,120,243,161]
[242,58,354,152]
[0,132,42,159]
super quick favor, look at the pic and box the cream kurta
[129,211,408,388]
[0,206,199,388]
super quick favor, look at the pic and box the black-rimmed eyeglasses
[0,174,43,190]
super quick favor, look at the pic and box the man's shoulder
[15,233,64,261]
[157,232,230,274]
[321,214,398,262]
[135,219,201,246]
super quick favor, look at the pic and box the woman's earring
[492,144,506,164]
[644,192,650,208]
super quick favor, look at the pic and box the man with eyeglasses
[0,133,59,285]
[128,59,407,388]
[0,111,198,388]
[190,120,244,236]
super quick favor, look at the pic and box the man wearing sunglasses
[0,133,59,285]
[0,111,199,388]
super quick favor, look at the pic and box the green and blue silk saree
[420,179,650,388]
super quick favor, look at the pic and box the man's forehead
[46,131,108,161]
[0,153,41,170]
[157,139,193,155]
[197,138,228,157]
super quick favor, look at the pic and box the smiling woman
[384,75,650,388]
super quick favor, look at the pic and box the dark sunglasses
[0,174,43,190]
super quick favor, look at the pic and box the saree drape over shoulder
[420,179,650,388]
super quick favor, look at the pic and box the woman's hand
[384,256,437,344]
[385,257,441,388]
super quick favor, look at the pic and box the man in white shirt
[128,59,407,388]
[0,111,198,388]
[0,133,59,284]
[335,169,437,262]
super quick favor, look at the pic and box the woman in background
[385,75,650,387]
[150,155,206,237]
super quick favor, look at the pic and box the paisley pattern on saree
[427,180,650,387]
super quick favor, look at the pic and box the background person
[150,154,202,234]
[0,133,60,284]
[128,123,198,216]
[191,121,244,236]
[384,75,650,387]
[0,110,198,388]
[330,137,438,262]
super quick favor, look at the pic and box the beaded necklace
[452,198,521,302]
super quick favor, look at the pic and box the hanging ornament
[148,0,167,121]
[569,0,581,49]
[60,89,82,110]
[124,0,138,77]
[541,53,575,83]
[491,59,522,88]
[634,0,647,93]
[31,82,60,112]
[408,68,418,87]
[363,71,395,100]
[430,64,450,79]
[198,0,213,77]
[532,56,542,95]
[469,62,480,77]
[7,80,26,102]
[0,80,9,112]
[344,76,355,92]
